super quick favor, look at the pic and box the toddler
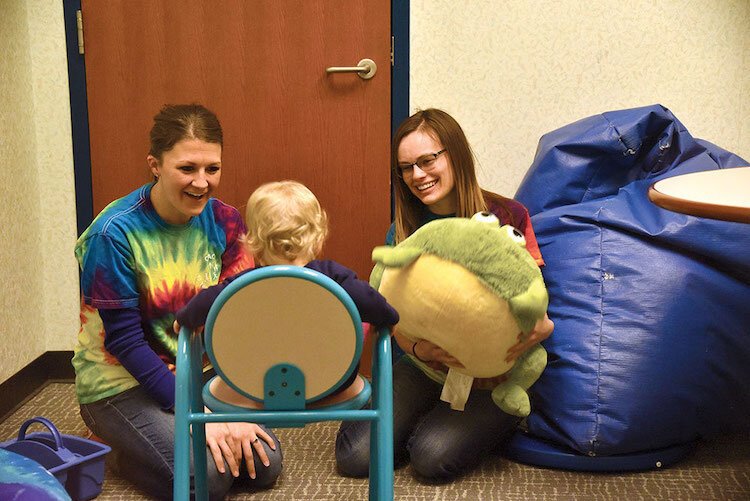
[175,180,399,407]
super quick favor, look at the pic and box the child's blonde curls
[243,180,329,263]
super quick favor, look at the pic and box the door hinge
[76,10,84,55]
[390,36,394,67]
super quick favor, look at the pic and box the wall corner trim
[0,351,75,422]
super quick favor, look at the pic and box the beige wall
[0,1,748,384]
[410,0,750,197]
[0,0,79,383]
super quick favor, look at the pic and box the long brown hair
[391,108,487,243]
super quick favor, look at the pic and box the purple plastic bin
[0,417,111,501]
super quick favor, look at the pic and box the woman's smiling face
[397,129,456,215]
[147,138,222,225]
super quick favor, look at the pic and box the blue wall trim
[391,0,410,136]
[63,0,93,236]
[391,0,410,220]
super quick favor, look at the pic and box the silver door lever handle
[326,58,377,80]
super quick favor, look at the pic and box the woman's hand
[412,339,465,370]
[205,422,239,477]
[173,320,203,335]
[505,314,554,362]
[204,420,277,478]
[225,422,277,480]
[393,328,463,370]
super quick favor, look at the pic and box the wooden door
[81,0,391,280]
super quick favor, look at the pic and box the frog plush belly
[379,253,518,378]
[371,214,549,417]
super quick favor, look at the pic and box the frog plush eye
[471,211,500,225]
[502,225,526,246]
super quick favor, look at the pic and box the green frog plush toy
[371,212,548,417]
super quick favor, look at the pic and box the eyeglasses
[396,149,447,178]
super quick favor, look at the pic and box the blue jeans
[80,382,283,500]
[335,358,520,481]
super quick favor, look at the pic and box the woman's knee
[205,468,234,501]
[408,432,475,482]
[251,436,284,488]
[335,421,371,478]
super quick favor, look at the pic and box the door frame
[63,0,410,236]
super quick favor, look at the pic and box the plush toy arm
[508,278,549,333]
[370,246,424,289]
[491,344,547,417]
[369,263,385,289]
[371,246,423,268]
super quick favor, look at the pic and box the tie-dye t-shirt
[72,183,253,404]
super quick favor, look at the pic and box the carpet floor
[1,383,748,500]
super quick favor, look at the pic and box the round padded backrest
[205,268,361,402]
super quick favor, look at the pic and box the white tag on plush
[440,369,474,411]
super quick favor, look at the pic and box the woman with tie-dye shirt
[73,104,282,500]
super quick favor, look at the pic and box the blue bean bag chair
[510,104,750,468]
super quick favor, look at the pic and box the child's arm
[174,284,226,330]
[175,268,254,330]
[308,260,399,326]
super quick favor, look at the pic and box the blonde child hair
[244,180,329,264]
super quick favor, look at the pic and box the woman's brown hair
[149,103,223,161]
[391,108,497,243]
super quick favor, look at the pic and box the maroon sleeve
[488,198,545,267]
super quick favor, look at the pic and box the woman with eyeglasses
[335,108,554,481]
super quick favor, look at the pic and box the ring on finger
[252,437,259,444]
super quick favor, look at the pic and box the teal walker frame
[174,265,393,500]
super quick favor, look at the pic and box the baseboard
[0,351,75,422]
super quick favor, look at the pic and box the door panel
[82,0,391,279]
